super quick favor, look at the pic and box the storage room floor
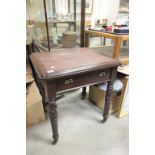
[26,89,129,155]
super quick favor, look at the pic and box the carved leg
[48,99,59,144]
[102,81,113,123]
[41,88,48,112]
[81,87,87,99]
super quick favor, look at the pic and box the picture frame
[119,0,129,13]
[85,0,94,13]
[117,76,129,118]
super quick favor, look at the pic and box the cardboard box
[117,76,129,118]
[89,85,121,114]
[26,64,34,84]
[117,64,129,76]
[26,81,46,127]
[26,63,32,75]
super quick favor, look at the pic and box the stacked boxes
[26,64,46,127]
[89,85,121,114]
[62,32,77,48]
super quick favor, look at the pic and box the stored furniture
[27,0,83,50]
[30,48,120,144]
[84,29,129,64]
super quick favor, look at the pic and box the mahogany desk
[30,48,120,144]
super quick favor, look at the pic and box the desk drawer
[56,68,111,92]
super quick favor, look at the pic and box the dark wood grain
[102,67,117,122]
[45,81,58,144]
[82,87,87,99]
[56,68,111,92]
[30,48,120,144]
[43,0,50,51]
[30,48,120,79]
[80,0,86,47]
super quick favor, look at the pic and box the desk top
[88,29,129,35]
[85,29,129,40]
[30,48,120,79]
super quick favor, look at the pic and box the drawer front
[56,68,111,92]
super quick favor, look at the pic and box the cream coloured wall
[91,0,120,26]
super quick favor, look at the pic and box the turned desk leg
[48,99,59,144]
[82,87,87,99]
[45,82,59,145]
[102,81,114,123]
[102,68,117,123]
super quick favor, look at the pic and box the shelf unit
[26,0,86,51]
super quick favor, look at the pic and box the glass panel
[74,0,81,46]
[26,0,48,48]
[45,0,81,49]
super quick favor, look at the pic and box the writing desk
[85,29,129,64]
[30,48,120,144]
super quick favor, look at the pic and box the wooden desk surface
[30,48,120,79]
[85,29,129,41]
[84,29,129,64]
[30,48,120,144]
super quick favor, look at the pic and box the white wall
[56,0,68,15]
[91,0,120,26]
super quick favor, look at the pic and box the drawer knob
[99,72,106,77]
[64,79,74,85]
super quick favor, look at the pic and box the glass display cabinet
[26,0,85,51]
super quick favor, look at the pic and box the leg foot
[48,99,59,145]
[102,81,113,122]
[101,114,108,123]
[52,135,58,145]
[81,87,86,99]
[52,140,58,145]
